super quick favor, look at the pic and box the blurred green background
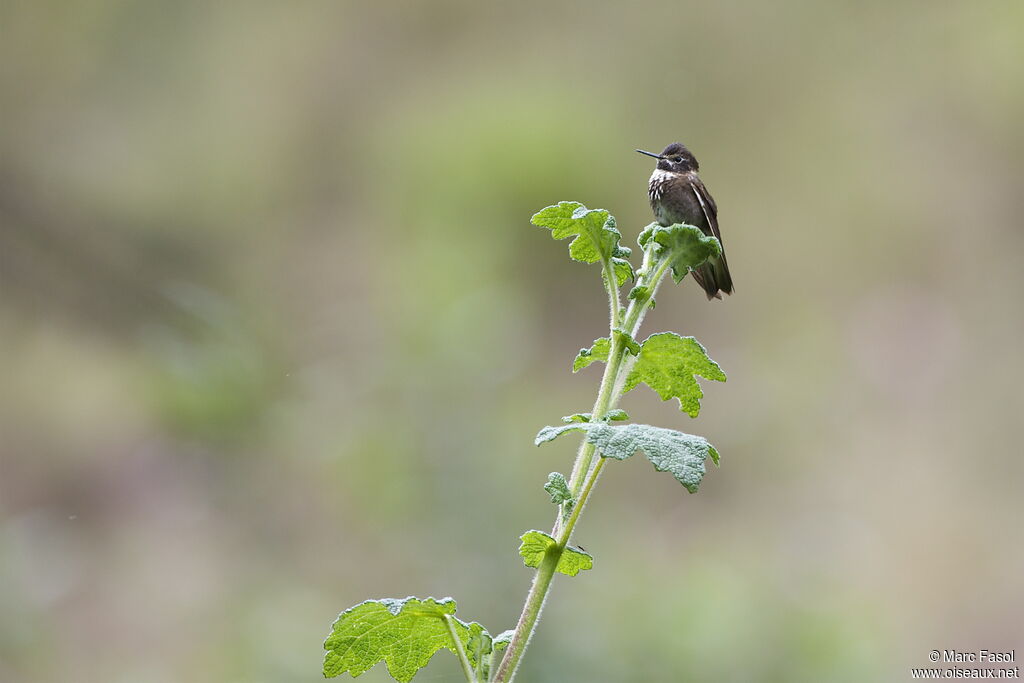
[2,2,1022,682]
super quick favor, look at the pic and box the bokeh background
[2,2,1022,682]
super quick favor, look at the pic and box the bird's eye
[672,156,683,163]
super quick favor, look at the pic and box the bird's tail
[690,253,734,300]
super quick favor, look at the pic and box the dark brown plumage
[637,143,733,300]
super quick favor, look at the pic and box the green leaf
[613,327,642,356]
[465,629,493,669]
[625,332,726,417]
[323,597,490,681]
[535,422,719,493]
[492,629,514,652]
[561,409,628,424]
[572,329,641,373]
[573,337,610,372]
[611,257,634,287]
[628,284,650,302]
[638,222,722,283]
[532,202,633,280]
[544,472,573,505]
[518,530,593,577]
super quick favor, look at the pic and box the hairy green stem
[602,261,622,328]
[559,457,605,546]
[491,544,559,682]
[565,254,672,501]
[492,248,674,683]
[444,614,478,683]
[564,335,624,499]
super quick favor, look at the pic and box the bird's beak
[635,149,663,159]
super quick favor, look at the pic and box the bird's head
[636,143,699,173]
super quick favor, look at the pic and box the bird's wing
[688,175,721,244]
[689,173,733,295]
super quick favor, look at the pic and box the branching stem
[492,246,673,683]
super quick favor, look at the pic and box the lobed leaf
[532,202,633,281]
[323,597,489,681]
[543,472,573,505]
[638,222,722,283]
[535,422,720,493]
[571,332,724,416]
[518,530,593,577]
[572,329,641,373]
[625,332,726,417]
[572,337,610,372]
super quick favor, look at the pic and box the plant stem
[566,254,671,501]
[491,544,559,682]
[564,334,624,499]
[559,458,605,545]
[444,614,478,683]
[602,261,622,328]
[492,248,674,683]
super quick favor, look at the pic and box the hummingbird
[636,143,733,299]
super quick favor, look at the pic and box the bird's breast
[648,170,702,227]
[647,169,679,202]
[648,169,694,200]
